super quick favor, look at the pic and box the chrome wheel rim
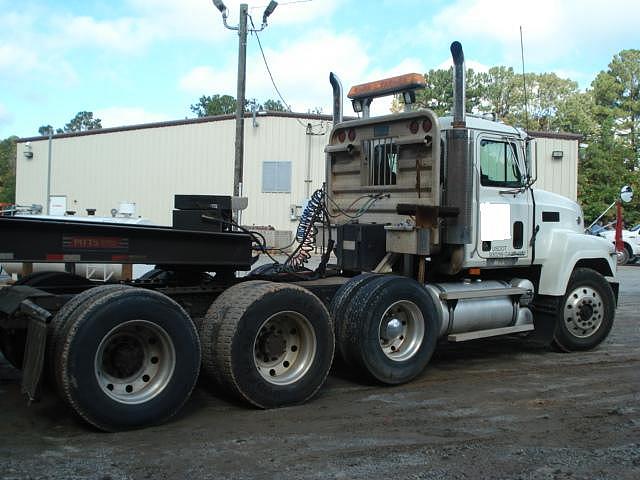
[563,286,604,338]
[95,320,175,404]
[616,249,629,265]
[378,300,425,361]
[253,311,316,385]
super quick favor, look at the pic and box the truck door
[476,134,532,261]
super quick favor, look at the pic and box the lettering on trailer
[62,236,129,252]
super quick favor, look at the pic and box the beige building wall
[529,131,580,201]
[16,114,332,232]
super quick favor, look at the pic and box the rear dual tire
[336,275,439,385]
[199,281,334,408]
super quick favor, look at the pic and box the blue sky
[1,0,639,139]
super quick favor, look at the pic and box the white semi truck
[0,41,617,431]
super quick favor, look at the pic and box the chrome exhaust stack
[329,72,343,125]
[450,41,466,127]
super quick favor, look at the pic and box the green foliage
[191,94,237,116]
[38,112,102,136]
[263,99,286,111]
[190,95,288,117]
[0,136,17,203]
[60,111,102,133]
[38,125,54,136]
[582,49,640,225]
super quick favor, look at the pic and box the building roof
[18,111,335,143]
[526,130,583,141]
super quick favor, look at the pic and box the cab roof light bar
[347,73,426,117]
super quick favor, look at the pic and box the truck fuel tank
[424,278,534,338]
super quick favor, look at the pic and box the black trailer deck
[0,216,253,271]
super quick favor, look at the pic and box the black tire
[200,281,334,408]
[552,268,616,352]
[339,275,439,385]
[329,273,380,364]
[48,284,133,386]
[54,288,201,431]
[0,271,90,369]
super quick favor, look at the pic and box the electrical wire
[248,15,329,134]
[326,192,387,220]
[283,188,325,269]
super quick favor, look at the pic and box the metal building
[14,115,581,236]
[528,130,582,201]
[16,112,333,234]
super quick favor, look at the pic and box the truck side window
[479,139,522,188]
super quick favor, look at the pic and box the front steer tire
[552,268,616,352]
[54,288,201,431]
[199,281,334,409]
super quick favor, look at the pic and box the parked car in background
[596,223,640,265]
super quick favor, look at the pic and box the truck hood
[532,188,584,233]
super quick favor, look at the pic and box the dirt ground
[1,266,638,480]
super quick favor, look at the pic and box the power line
[249,14,329,134]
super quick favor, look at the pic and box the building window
[262,161,292,193]
[479,139,523,188]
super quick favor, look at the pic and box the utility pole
[46,127,53,215]
[234,4,248,199]
[211,0,278,202]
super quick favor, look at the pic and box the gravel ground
[1,266,638,480]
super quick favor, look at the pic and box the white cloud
[179,29,431,117]
[179,67,236,95]
[428,0,640,66]
[178,29,370,113]
[50,15,156,53]
[95,107,170,128]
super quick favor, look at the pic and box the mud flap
[20,300,52,403]
[529,295,561,346]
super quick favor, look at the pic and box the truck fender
[537,231,616,296]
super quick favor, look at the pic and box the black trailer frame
[0,216,253,271]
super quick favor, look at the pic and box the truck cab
[326,42,617,362]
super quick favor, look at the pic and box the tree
[579,49,640,226]
[524,73,579,131]
[414,69,454,116]
[39,113,102,135]
[38,125,54,136]
[263,99,286,111]
[0,136,17,204]
[592,49,640,170]
[59,111,102,133]
[481,66,522,122]
[191,94,237,117]
[190,95,289,117]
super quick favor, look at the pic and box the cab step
[447,324,534,342]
